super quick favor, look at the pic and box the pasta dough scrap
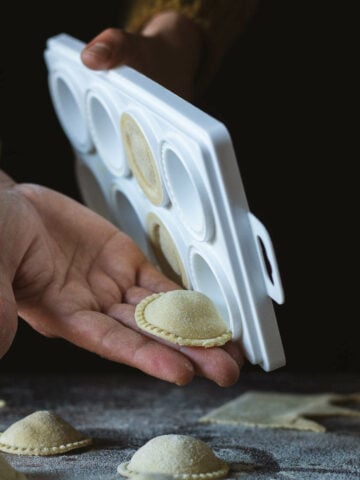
[199,391,360,432]
[135,290,232,347]
[0,410,92,455]
[0,452,27,480]
[117,434,229,479]
[0,400,5,408]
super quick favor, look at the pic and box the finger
[123,286,154,306]
[222,340,245,368]
[108,302,240,387]
[123,280,178,305]
[0,276,18,358]
[81,28,142,70]
[179,345,240,387]
[137,261,181,293]
[59,310,194,386]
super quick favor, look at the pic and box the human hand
[0,173,243,386]
[80,11,203,100]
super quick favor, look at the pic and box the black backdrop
[0,2,357,374]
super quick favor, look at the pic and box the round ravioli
[117,434,229,479]
[135,290,232,347]
[0,410,92,456]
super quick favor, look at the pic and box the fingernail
[175,361,194,386]
[227,343,245,366]
[83,43,112,61]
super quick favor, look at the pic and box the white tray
[44,33,285,371]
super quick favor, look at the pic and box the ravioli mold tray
[44,33,285,371]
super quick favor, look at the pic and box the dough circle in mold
[135,290,232,347]
[121,113,163,205]
[147,213,189,288]
[117,434,229,479]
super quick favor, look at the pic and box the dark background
[0,2,357,374]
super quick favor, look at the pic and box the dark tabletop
[1,370,360,480]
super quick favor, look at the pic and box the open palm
[0,180,242,386]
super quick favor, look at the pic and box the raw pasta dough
[121,113,164,205]
[147,213,189,288]
[135,290,232,347]
[0,410,92,455]
[117,434,229,479]
[199,391,360,432]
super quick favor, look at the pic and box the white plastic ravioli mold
[44,33,285,371]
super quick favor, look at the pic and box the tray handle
[249,213,284,305]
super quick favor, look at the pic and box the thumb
[0,273,18,359]
[81,28,139,71]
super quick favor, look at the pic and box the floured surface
[199,391,360,432]
[131,473,174,480]
[130,475,174,480]
[0,372,360,480]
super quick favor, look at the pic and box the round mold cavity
[85,86,129,177]
[120,112,166,206]
[161,140,213,242]
[189,248,241,337]
[147,212,190,289]
[75,158,113,222]
[111,182,151,258]
[48,70,93,153]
